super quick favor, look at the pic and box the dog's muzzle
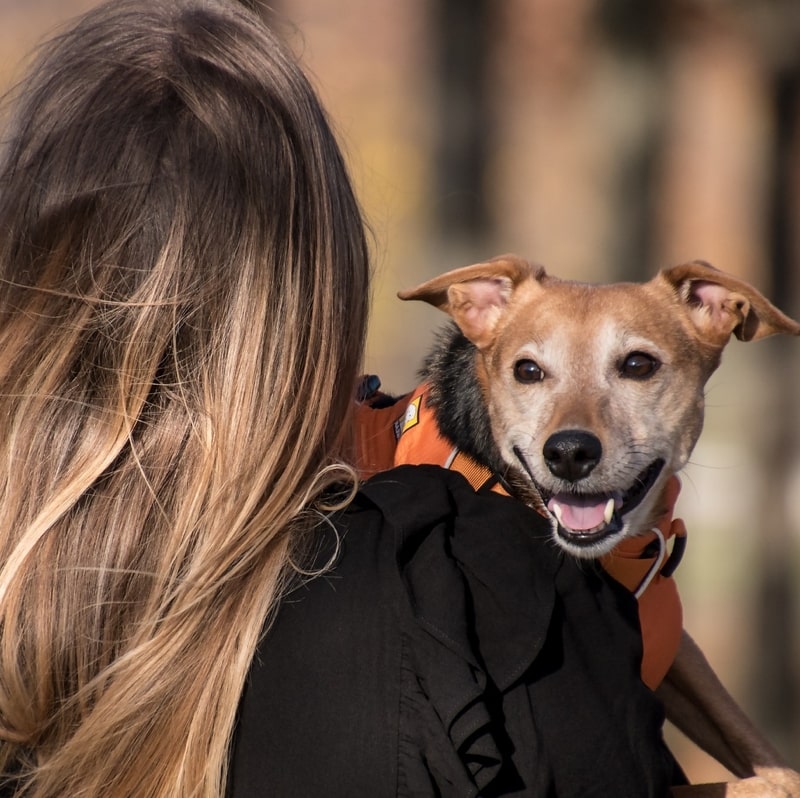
[513,445,665,555]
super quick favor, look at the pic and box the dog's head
[400,255,800,558]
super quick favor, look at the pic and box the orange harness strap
[354,382,686,689]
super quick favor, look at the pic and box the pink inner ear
[690,280,729,309]
[684,279,750,342]
[463,277,512,310]
[448,276,513,348]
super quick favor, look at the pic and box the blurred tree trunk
[432,0,492,248]
[751,63,800,762]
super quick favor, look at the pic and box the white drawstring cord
[634,527,667,599]
[443,446,459,469]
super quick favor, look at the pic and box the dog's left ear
[398,254,544,349]
[661,260,800,346]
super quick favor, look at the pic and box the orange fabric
[600,516,686,689]
[354,383,685,689]
[449,451,501,493]
[353,397,411,480]
[393,388,455,470]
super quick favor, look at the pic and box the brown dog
[398,255,800,797]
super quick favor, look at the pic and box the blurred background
[2,0,799,784]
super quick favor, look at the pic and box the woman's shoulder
[228,478,404,796]
[230,466,557,797]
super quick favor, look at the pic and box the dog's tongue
[548,494,613,532]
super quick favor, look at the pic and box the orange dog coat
[354,382,686,690]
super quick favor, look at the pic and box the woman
[0,1,678,795]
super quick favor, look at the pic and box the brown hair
[0,1,369,794]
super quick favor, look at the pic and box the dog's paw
[671,768,800,797]
[751,766,800,797]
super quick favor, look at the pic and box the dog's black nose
[543,430,602,481]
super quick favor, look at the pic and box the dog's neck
[421,323,499,466]
[421,323,543,509]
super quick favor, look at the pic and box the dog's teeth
[603,498,615,525]
[551,503,564,525]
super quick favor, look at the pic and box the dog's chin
[550,519,625,559]
[531,458,667,560]
[549,517,635,559]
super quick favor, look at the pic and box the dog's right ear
[660,260,800,347]
[398,254,543,349]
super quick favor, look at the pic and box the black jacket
[228,465,680,797]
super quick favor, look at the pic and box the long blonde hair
[0,1,369,794]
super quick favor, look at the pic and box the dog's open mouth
[513,448,665,549]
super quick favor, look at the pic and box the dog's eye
[514,359,544,383]
[620,352,660,379]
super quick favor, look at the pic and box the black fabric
[228,465,679,797]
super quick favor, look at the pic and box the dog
[386,254,800,797]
